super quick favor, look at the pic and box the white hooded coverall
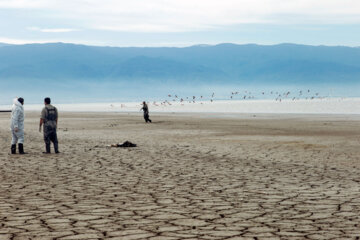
[10,98,25,145]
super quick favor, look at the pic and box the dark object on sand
[111,141,137,148]
[0,110,11,112]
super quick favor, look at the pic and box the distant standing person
[141,101,152,123]
[39,97,59,154]
[10,97,25,154]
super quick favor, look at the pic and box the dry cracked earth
[0,112,360,240]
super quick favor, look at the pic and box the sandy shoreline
[1,112,360,239]
[1,98,360,114]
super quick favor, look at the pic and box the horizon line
[1,41,360,49]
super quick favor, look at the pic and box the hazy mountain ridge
[0,42,360,85]
[0,43,12,47]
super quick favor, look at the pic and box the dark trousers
[44,128,58,153]
[144,113,152,123]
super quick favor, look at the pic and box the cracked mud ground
[1,112,360,240]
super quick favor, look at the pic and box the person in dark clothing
[141,101,152,123]
[39,97,59,154]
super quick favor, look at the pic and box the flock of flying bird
[152,89,324,106]
[111,89,326,109]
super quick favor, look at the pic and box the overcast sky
[1,0,360,47]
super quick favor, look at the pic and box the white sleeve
[12,108,20,128]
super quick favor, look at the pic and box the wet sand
[1,112,360,239]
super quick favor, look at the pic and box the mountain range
[0,42,359,102]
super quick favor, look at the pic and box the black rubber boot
[11,144,16,154]
[18,143,25,154]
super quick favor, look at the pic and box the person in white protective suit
[10,97,25,154]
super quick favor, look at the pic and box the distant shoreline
[1,98,358,115]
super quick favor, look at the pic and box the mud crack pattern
[1,113,360,239]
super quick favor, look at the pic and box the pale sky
[1,0,360,46]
